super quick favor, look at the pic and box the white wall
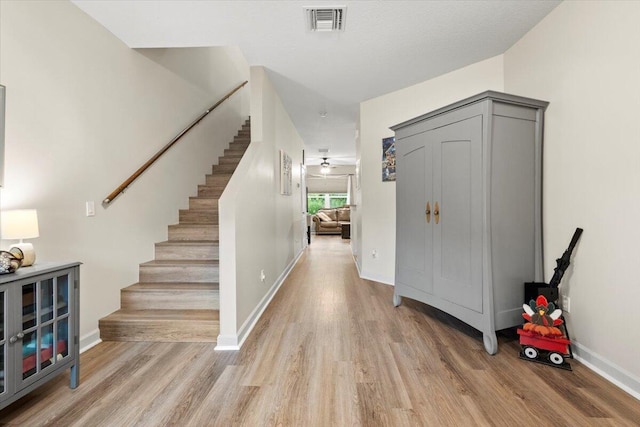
[356,56,504,284]
[218,66,305,348]
[137,45,250,114]
[505,0,640,392]
[0,1,249,345]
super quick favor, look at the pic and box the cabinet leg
[483,332,498,355]
[70,363,79,389]
[393,293,402,307]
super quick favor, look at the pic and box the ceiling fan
[307,157,354,179]
[320,157,331,174]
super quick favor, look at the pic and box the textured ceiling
[72,0,560,165]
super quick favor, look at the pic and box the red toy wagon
[517,294,572,370]
[517,328,571,369]
[518,228,582,371]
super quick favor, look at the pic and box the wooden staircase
[99,119,251,342]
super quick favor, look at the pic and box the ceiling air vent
[305,7,346,32]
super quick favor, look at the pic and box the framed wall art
[280,149,292,195]
[382,136,396,182]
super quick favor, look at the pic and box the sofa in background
[312,207,350,235]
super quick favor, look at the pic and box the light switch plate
[86,201,95,217]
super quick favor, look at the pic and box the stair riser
[229,141,250,149]
[140,265,219,283]
[99,320,218,342]
[155,243,219,260]
[168,225,219,241]
[212,164,238,174]
[121,290,219,310]
[155,242,219,260]
[223,150,245,158]
[189,198,218,210]
[179,210,219,224]
[218,157,241,165]
[205,176,231,186]
[197,186,224,198]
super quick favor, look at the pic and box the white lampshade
[1,209,39,267]
[1,209,39,240]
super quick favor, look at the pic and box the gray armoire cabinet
[391,91,548,354]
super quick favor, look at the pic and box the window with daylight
[307,193,348,214]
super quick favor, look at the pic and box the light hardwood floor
[1,236,638,426]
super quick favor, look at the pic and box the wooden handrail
[103,80,248,205]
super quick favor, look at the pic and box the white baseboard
[353,253,362,276]
[352,252,394,286]
[215,247,305,351]
[572,341,640,400]
[214,335,240,351]
[79,329,102,353]
[358,270,394,287]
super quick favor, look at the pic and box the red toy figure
[522,295,563,337]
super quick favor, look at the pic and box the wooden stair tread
[198,184,227,188]
[169,223,217,227]
[121,282,220,310]
[155,239,220,261]
[178,211,220,225]
[99,309,219,342]
[188,198,220,208]
[124,282,219,291]
[140,259,219,266]
[168,223,219,240]
[178,209,219,215]
[101,309,219,322]
[156,240,219,246]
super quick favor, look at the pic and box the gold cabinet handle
[425,202,431,223]
[434,202,440,224]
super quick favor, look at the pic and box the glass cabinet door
[0,285,7,400]
[19,271,72,386]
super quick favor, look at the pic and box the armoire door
[395,132,433,294]
[431,115,484,313]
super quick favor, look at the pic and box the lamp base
[10,242,36,267]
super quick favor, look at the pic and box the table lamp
[1,209,39,266]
